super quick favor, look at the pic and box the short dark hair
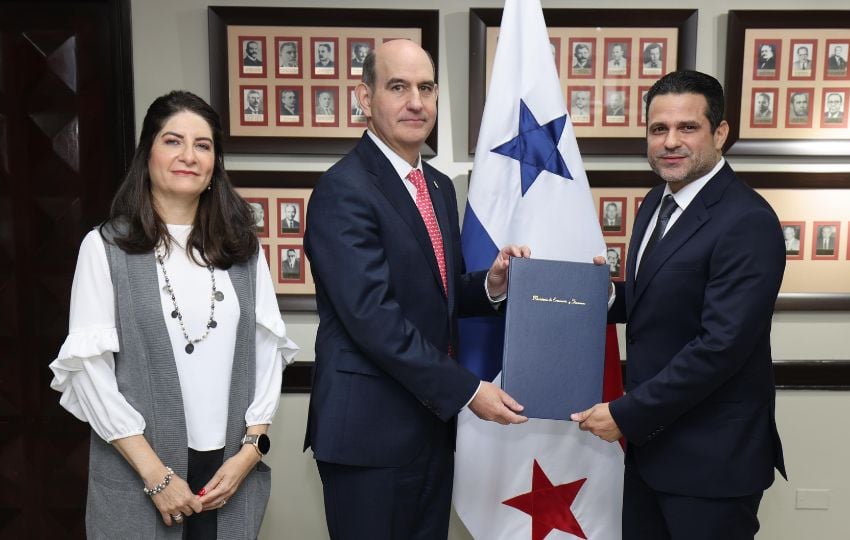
[644,70,725,132]
[103,90,256,268]
[361,43,436,90]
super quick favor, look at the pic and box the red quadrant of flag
[502,459,587,540]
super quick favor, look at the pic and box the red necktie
[408,169,447,296]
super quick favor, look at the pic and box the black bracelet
[143,466,174,497]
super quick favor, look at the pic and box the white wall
[131,1,850,538]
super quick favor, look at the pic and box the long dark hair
[103,90,256,268]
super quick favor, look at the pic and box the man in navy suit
[572,70,786,539]
[304,39,529,540]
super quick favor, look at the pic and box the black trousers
[317,423,454,540]
[623,451,763,540]
[183,447,224,540]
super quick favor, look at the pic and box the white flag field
[453,0,625,539]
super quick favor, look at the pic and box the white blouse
[49,225,298,450]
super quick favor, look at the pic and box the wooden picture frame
[209,6,439,156]
[586,170,850,311]
[231,170,321,311]
[724,10,850,156]
[468,8,698,155]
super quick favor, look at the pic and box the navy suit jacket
[609,163,787,498]
[303,134,492,467]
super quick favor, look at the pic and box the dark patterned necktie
[640,194,678,269]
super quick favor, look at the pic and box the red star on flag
[502,459,587,540]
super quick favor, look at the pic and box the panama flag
[453,1,625,539]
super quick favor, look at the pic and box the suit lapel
[626,186,663,312]
[630,164,735,311]
[355,136,445,297]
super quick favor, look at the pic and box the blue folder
[501,257,609,420]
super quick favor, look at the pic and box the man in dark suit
[828,45,848,71]
[303,39,528,540]
[280,203,300,233]
[573,70,786,540]
[816,225,836,255]
[282,248,300,279]
[572,42,592,70]
[243,40,262,67]
[757,43,776,70]
[279,89,299,117]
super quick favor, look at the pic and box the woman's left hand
[197,446,260,510]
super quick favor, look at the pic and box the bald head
[355,39,438,166]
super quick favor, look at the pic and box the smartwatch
[241,433,271,457]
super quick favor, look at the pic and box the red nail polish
[198,488,206,496]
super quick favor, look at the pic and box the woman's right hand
[145,467,204,526]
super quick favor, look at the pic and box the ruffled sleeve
[246,246,300,426]
[48,230,146,442]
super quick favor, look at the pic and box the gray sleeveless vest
[85,226,269,539]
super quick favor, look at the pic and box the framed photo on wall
[231,171,321,311]
[724,10,850,156]
[468,8,698,155]
[209,6,439,155]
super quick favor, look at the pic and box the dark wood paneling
[282,360,850,393]
[0,1,133,537]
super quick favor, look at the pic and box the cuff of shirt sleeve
[607,282,616,310]
[484,271,506,306]
[463,381,482,409]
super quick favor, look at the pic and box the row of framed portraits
[232,171,850,309]
[212,7,850,157]
[237,84,365,128]
[238,35,374,80]
[605,220,849,283]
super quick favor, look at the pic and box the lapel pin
[433,180,439,189]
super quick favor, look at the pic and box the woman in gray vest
[49,91,298,539]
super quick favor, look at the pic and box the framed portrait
[347,38,374,79]
[780,221,805,260]
[239,36,267,77]
[275,37,302,78]
[586,170,850,311]
[277,198,304,238]
[724,10,850,156]
[785,87,814,128]
[231,171,321,310]
[549,37,561,76]
[602,86,629,127]
[312,86,339,127]
[348,85,367,127]
[825,39,850,80]
[637,85,651,127]
[812,221,841,260]
[311,37,338,78]
[567,86,594,126]
[239,85,267,126]
[821,88,849,129]
[279,245,306,284]
[567,37,596,79]
[469,8,698,155]
[750,87,778,128]
[639,38,666,78]
[605,243,626,282]
[209,6,439,155]
[275,85,303,126]
[599,196,627,236]
[244,197,269,238]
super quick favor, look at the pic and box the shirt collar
[663,157,725,210]
[366,130,422,180]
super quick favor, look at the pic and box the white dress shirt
[49,225,298,449]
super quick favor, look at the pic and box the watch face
[258,433,271,454]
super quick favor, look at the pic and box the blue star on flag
[491,100,573,196]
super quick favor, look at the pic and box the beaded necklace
[155,247,224,354]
